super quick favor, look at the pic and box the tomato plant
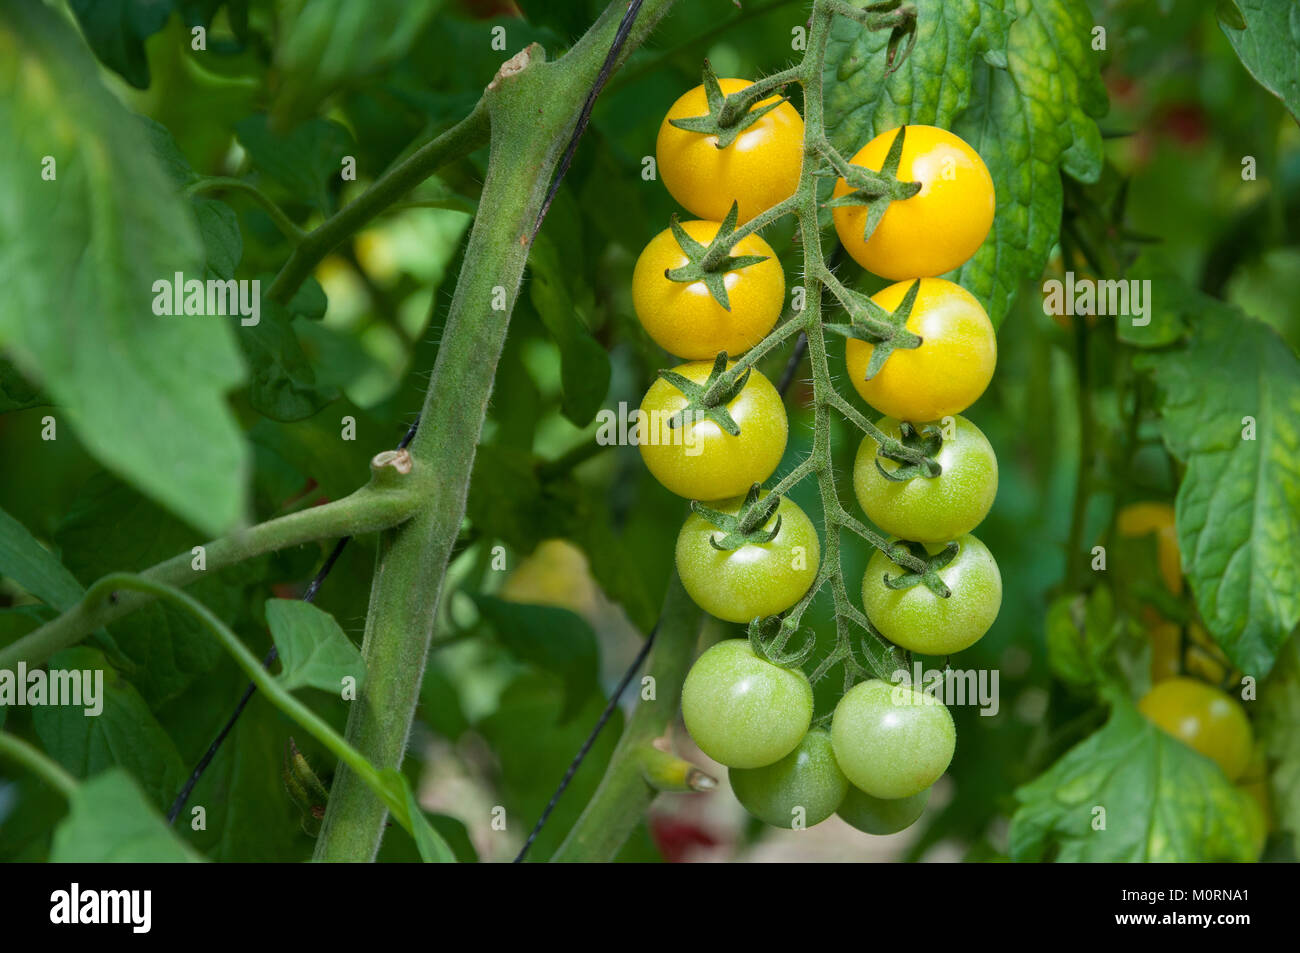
[0,0,1294,876]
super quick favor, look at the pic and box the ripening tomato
[676,492,820,623]
[632,220,784,360]
[852,414,997,542]
[1138,677,1253,781]
[862,534,1002,656]
[682,639,813,769]
[844,278,996,422]
[639,362,787,500]
[831,679,955,799]
[832,125,994,279]
[657,78,804,223]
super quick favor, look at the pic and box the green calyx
[881,540,956,599]
[748,613,818,668]
[667,60,791,149]
[824,278,923,380]
[822,124,921,243]
[658,351,749,436]
[283,737,330,837]
[875,420,943,482]
[690,483,783,551]
[663,202,769,311]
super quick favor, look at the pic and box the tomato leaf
[51,769,204,862]
[1218,0,1300,123]
[238,293,340,422]
[32,647,187,811]
[473,595,600,722]
[0,3,249,537]
[1134,305,1300,676]
[233,115,356,213]
[0,504,84,611]
[823,0,1107,328]
[1009,701,1261,861]
[265,598,365,695]
[395,774,458,863]
[527,234,611,427]
[67,0,172,90]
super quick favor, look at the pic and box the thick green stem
[0,461,427,673]
[312,0,679,863]
[549,572,703,862]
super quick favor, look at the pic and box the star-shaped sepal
[667,61,792,150]
[822,124,922,244]
[874,421,943,482]
[823,278,923,380]
[880,540,957,599]
[689,483,783,552]
[662,202,770,312]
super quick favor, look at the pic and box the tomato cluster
[637,77,1002,837]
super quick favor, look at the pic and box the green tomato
[862,534,1002,655]
[682,639,813,769]
[676,493,820,623]
[853,415,997,543]
[830,679,955,799]
[729,729,848,829]
[837,784,930,835]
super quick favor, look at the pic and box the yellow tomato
[1138,677,1253,781]
[1147,616,1182,684]
[832,125,994,279]
[844,277,996,421]
[1117,502,1182,595]
[656,78,804,223]
[632,220,784,360]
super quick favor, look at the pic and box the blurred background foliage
[1,0,1297,862]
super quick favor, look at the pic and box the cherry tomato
[682,639,813,769]
[632,220,784,360]
[832,125,994,279]
[852,414,997,543]
[837,784,930,836]
[845,278,996,421]
[1146,614,1182,684]
[862,534,1002,656]
[728,729,848,829]
[1117,502,1182,595]
[1137,677,1253,781]
[657,78,804,223]
[676,492,820,623]
[830,679,955,799]
[639,362,787,500]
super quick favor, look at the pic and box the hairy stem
[312,0,679,863]
[0,731,78,801]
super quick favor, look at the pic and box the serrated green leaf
[265,598,364,695]
[32,647,187,811]
[1009,701,1261,861]
[51,768,203,862]
[1135,308,1300,676]
[238,294,339,422]
[0,3,249,537]
[0,504,84,611]
[823,0,1107,328]
[473,595,599,722]
[194,198,242,280]
[67,0,172,90]
[1219,0,1300,123]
